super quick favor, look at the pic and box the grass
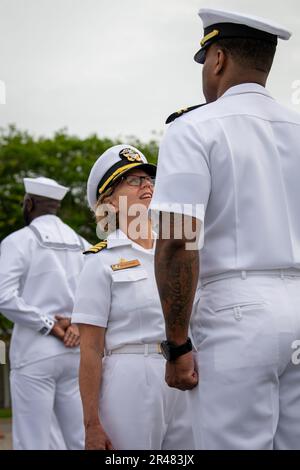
[0,408,12,419]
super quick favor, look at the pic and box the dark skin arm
[155,213,200,390]
[49,316,80,348]
[78,324,113,450]
[54,315,80,347]
[49,318,68,341]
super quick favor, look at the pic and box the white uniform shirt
[151,83,300,278]
[0,215,89,368]
[72,230,166,352]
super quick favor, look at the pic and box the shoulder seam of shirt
[181,111,300,127]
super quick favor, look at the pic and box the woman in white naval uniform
[72,145,195,450]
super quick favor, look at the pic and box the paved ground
[0,419,12,450]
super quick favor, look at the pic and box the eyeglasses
[121,175,155,187]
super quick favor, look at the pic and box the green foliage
[0,408,12,418]
[0,315,12,339]
[0,125,159,333]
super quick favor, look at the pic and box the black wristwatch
[160,337,193,362]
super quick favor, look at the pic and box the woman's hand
[85,423,114,450]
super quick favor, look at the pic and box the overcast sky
[0,0,299,141]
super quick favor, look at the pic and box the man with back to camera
[0,176,89,449]
[151,8,300,449]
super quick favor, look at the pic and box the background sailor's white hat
[23,176,69,201]
[87,144,156,210]
[194,8,292,64]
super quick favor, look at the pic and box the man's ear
[214,48,226,75]
[25,196,34,212]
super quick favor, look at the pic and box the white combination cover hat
[23,177,70,201]
[194,8,292,64]
[87,144,156,209]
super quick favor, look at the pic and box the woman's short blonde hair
[94,184,119,238]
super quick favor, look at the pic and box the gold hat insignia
[119,148,143,163]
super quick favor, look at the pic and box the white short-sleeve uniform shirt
[151,83,300,278]
[72,229,166,351]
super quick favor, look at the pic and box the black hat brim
[194,47,207,64]
[111,162,156,185]
[98,162,157,196]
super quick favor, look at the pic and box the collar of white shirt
[107,228,157,253]
[220,82,274,101]
[29,214,82,247]
[107,229,132,249]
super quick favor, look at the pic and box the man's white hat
[23,176,69,201]
[87,144,156,209]
[194,8,292,64]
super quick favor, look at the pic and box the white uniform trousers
[49,414,67,450]
[10,353,84,450]
[189,271,300,450]
[100,353,195,450]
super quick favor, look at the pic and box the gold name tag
[111,259,141,271]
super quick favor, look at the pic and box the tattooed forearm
[155,237,199,344]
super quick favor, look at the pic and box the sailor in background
[72,144,195,450]
[0,177,89,450]
[151,8,300,449]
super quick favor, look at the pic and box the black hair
[215,38,277,73]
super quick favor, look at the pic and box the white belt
[201,268,300,287]
[106,343,162,356]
